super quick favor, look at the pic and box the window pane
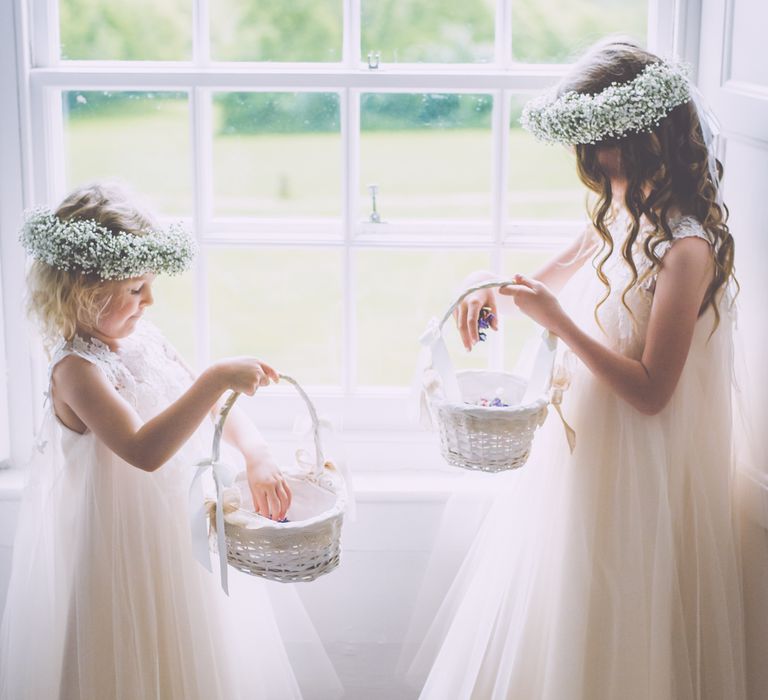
[63,92,191,216]
[361,0,495,64]
[60,0,191,60]
[356,249,490,386]
[511,0,648,63]
[360,94,493,221]
[213,93,341,218]
[145,270,196,364]
[208,248,342,385]
[508,97,586,220]
[211,0,342,62]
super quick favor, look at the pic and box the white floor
[0,468,466,699]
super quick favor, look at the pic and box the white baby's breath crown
[520,61,692,145]
[20,208,197,280]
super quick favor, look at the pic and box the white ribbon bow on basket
[411,316,461,428]
[189,455,237,594]
[293,414,355,521]
[549,355,577,454]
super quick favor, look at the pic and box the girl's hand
[453,274,500,351]
[246,455,292,521]
[499,274,569,335]
[212,357,280,396]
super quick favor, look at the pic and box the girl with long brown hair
[408,39,747,699]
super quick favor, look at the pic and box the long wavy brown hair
[560,39,735,330]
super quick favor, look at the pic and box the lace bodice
[49,321,195,419]
[587,213,714,357]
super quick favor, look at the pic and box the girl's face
[94,273,156,341]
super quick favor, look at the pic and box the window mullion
[30,86,63,205]
[0,0,36,465]
[492,89,507,247]
[191,86,212,369]
[342,87,358,394]
[647,0,679,58]
[29,67,566,92]
[496,0,513,70]
[192,0,210,65]
[490,89,509,371]
[344,0,361,69]
[29,0,59,67]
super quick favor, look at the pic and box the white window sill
[0,463,476,503]
[2,457,766,528]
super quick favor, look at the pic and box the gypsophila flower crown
[520,61,691,145]
[20,208,197,280]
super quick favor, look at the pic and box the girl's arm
[219,405,292,521]
[455,227,596,350]
[171,349,291,520]
[52,356,275,472]
[502,237,714,415]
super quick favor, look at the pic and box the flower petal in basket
[433,371,548,420]
[221,469,345,531]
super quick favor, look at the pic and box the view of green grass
[66,95,586,220]
[65,94,192,215]
[65,95,586,386]
[60,0,646,64]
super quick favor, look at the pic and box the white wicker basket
[421,281,559,473]
[207,375,346,584]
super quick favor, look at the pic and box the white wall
[699,1,768,697]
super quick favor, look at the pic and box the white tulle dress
[0,321,342,700]
[407,213,748,699]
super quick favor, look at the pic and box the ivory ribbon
[293,415,355,520]
[189,457,236,595]
[419,317,461,402]
[412,317,461,428]
[549,358,577,453]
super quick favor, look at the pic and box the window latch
[368,184,381,223]
[367,51,381,70]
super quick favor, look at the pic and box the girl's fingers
[261,362,280,383]
[489,300,499,331]
[265,488,281,521]
[513,273,538,290]
[252,489,269,518]
[466,299,481,345]
[456,302,470,351]
[277,481,291,520]
[499,284,521,296]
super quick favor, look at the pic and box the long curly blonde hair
[561,39,735,329]
[27,182,158,349]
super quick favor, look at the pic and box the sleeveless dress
[406,214,747,700]
[0,321,342,700]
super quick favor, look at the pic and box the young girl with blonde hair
[0,183,341,700]
[409,39,748,699]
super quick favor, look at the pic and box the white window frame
[1,0,698,467]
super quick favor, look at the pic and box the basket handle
[211,373,326,479]
[421,280,558,403]
[191,374,326,596]
[437,279,518,332]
